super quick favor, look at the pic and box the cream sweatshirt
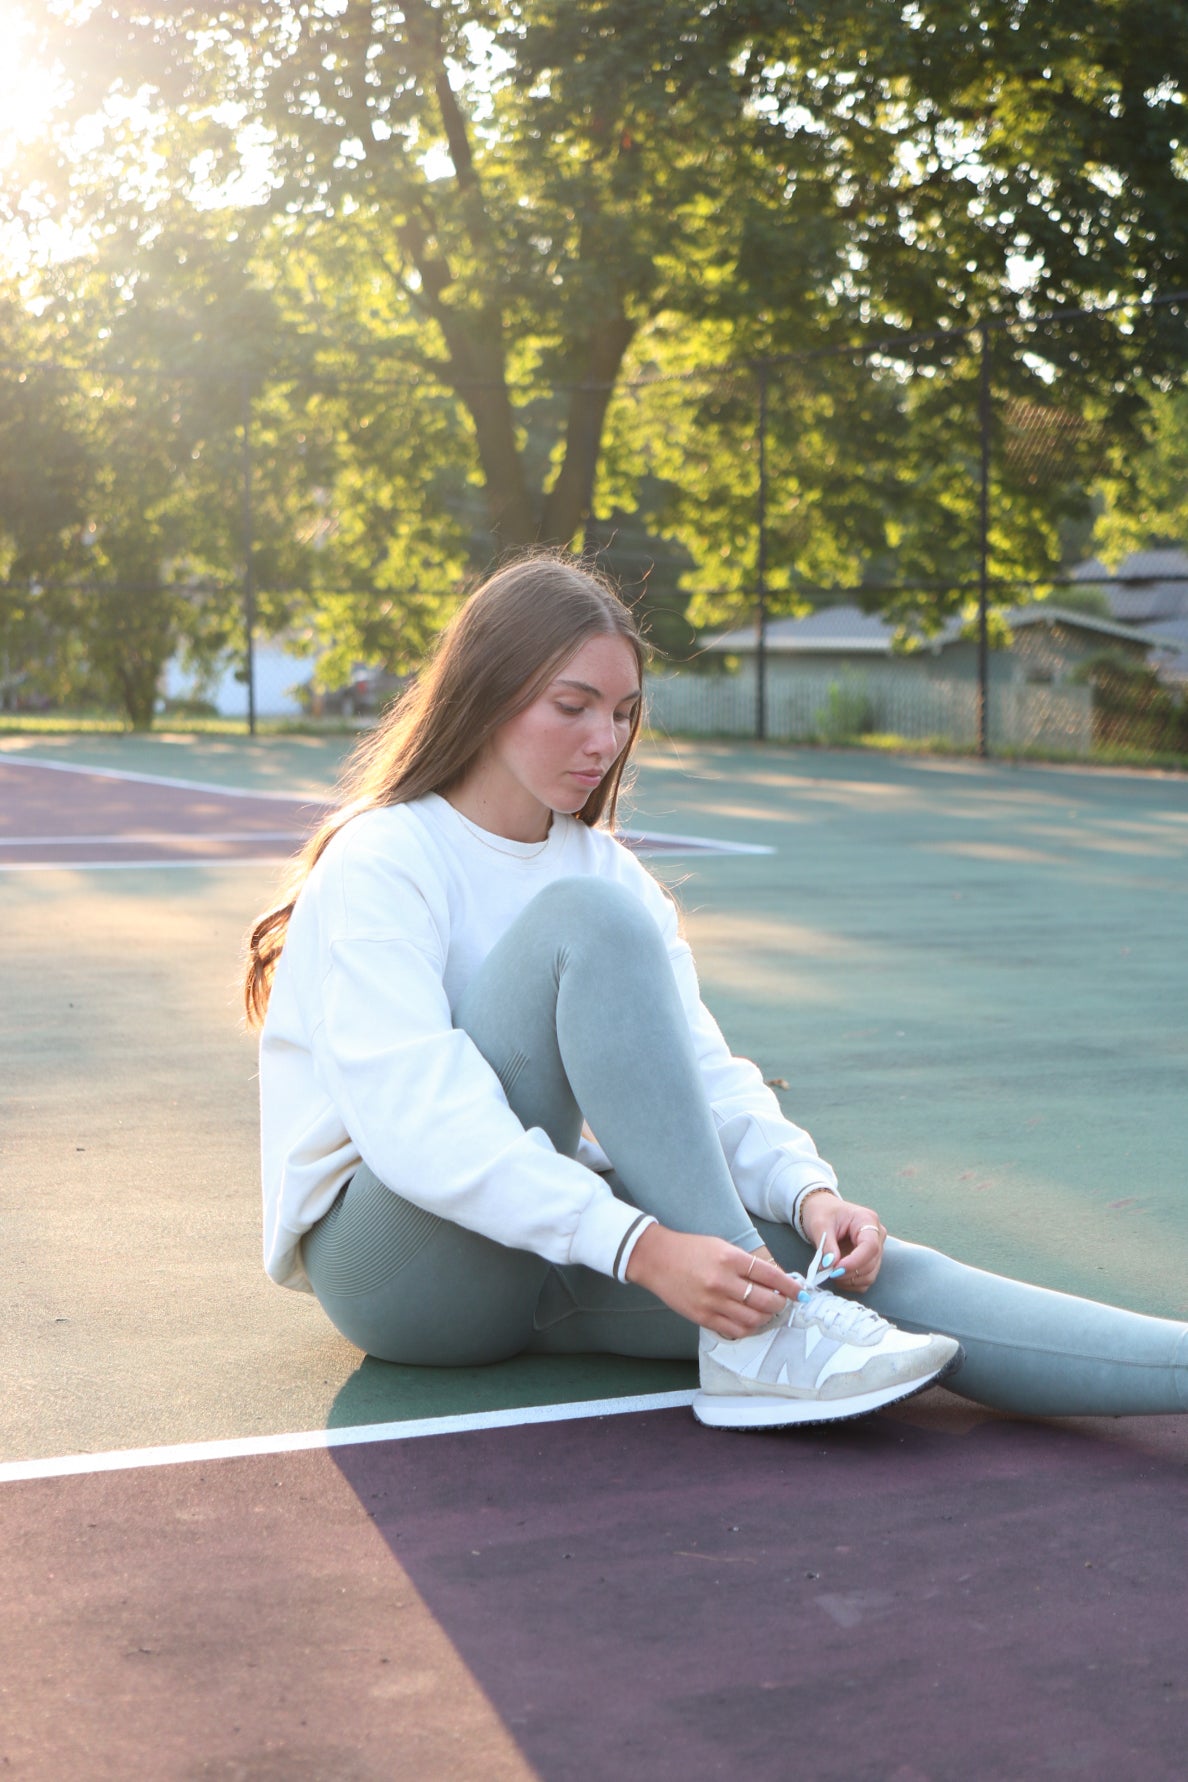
[259,794,838,1292]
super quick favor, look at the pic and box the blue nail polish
[797,1290,811,1303]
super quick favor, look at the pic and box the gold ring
[858,1224,880,1237]
[742,1282,754,1303]
[745,1255,759,1279]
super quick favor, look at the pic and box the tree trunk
[540,310,637,549]
[436,308,537,549]
[121,663,159,730]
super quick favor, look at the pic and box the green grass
[850,731,978,756]
[990,741,1188,772]
[647,724,1188,774]
[0,714,130,734]
[0,713,369,738]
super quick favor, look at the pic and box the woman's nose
[585,712,618,757]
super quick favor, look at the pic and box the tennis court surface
[2,734,1186,1778]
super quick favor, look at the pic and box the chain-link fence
[640,575,1188,761]
[615,298,1188,763]
[645,663,1097,757]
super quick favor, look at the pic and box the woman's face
[474,633,641,836]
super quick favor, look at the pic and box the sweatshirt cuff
[569,1190,655,1280]
[612,1213,657,1283]
[759,1152,839,1229]
[791,1182,843,1240]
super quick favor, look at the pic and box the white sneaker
[693,1237,963,1429]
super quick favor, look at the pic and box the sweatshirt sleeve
[295,831,649,1280]
[615,849,840,1229]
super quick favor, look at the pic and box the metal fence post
[977,323,992,758]
[755,359,769,742]
[240,374,257,738]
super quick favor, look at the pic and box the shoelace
[791,1234,887,1341]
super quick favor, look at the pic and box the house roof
[1071,548,1188,623]
[1146,616,1188,648]
[703,602,1168,657]
[1142,617,1188,684]
[1007,606,1173,647]
[704,606,898,655]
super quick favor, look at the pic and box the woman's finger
[709,1266,789,1337]
[837,1219,885,1291]
[730,1281,785,1322]
[718,1287,787,1335]
[737,1255,799,1299]
[849,1225,882,1262]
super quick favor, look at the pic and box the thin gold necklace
[449,803,552,859]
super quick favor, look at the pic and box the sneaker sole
[691,1346,964,1431]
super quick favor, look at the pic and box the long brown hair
[244,552,648,1026]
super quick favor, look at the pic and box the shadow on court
[328,1401,1187,1780]
[2,1400,1183,1779]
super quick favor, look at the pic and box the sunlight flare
[0,3,60,162]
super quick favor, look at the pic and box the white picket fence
[644,668,1094,754]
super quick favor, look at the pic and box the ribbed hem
[570,1190,655,1280]
[612,1213,658,1282]
[759,1155,839,1229]
[791,1181,843,1240]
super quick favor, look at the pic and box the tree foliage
[2,0,1186,702]
[1092,385,1188,561]
[0,214,332,721]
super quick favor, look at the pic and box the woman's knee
[528,876,661,962]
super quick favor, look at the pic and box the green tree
[13,0,1188,659]
[1,218,329,723]
[33,1,794,553]
[1092,385,1188,561]
[0,288,94,705]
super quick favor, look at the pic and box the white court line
[0,857,290,873]
[1,757,774,856]
[620,828,773,857]
[0,754,321,802]
[0,831,303,846]
[0,1389,697,1485]
[0,842,764,872]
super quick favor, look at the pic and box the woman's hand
[801,1191,886,1293]
[625,1225,800,1339]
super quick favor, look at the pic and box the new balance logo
[758,1325,842,1387]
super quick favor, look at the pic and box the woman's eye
[557,703,585,717]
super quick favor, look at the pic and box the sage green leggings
[302,877,1188,1417]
